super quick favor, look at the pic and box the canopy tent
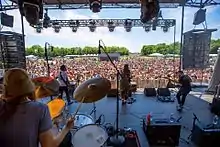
[207,50,220,92]
[149,53,164,57]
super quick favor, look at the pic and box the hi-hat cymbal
[74,77,111,103]
[32,77,60,99]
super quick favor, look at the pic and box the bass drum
[72,124,108,147]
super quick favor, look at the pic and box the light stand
[99,40,125,146]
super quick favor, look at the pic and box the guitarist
[58,65,72,105]
[165,71,192,111]
[175,71,192,111]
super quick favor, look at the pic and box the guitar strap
[60,72,69,86]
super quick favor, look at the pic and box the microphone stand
[99,40,125,146]
[44,42,53,101]
[44,42,51,77]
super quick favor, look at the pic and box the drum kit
[32,76,111,147]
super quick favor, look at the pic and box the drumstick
[72,97,85,119]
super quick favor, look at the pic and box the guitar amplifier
[144,88,156,97]
[191,124,220,147]
[142,119,181,147]
[157,88,171,97]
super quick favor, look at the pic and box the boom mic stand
[99,40,125,146]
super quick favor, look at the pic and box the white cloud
[2,6,220,52]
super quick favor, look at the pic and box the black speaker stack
[0,31,26,70]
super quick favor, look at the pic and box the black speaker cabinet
[143,120,181,147]
[107,89,118,97]
[157,88,171,97]
[144,88,156,97]
[211,97,220,116]
[191,124,220,147]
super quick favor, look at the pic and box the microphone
[98,40,101,54]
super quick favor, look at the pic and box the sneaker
[176,105,181,111]
[68,101,74,105]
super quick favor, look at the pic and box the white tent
[149,53,164,57]
[207,50,220,92]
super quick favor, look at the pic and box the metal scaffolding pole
[179,1,185,71]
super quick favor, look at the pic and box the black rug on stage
[107,130,141,147]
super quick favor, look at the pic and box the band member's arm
[39,105,72,147]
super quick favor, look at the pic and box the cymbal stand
[90,102,97,120]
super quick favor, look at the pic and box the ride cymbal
[32,76,60,99]
[74,77,111,103]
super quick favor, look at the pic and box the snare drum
[73,114,94,129]
[72,124,108,147]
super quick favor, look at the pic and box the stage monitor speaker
[107,89,117,97]
[144,88,156,97]
[211,97,220,116]
[191,124,220,147]
[143,121,181,147]
[157,88,171,97]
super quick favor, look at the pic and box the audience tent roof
[11,0,182,5]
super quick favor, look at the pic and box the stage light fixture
[89,20,96,32]
[124,19,132,32]
[43,9,51,28]
[152,19,157,31]
[108,21,115,32]
[89,0,102,13]
[162,21,169,32]
[35,23,42,33]
[53,22,61,33]
[144,26,150,32]
[70,20,79,33]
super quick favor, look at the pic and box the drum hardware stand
[99,40,125,146]
[90,102,97,120]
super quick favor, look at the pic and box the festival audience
[26,57,213,88]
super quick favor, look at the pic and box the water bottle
[213,115,219,125]
[169,113,175,123]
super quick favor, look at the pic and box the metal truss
[0,3,178,11]
[1,0,219,11]
[35,19,176,28]
[185,0,220,7]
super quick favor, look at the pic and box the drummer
[0,68,74,147]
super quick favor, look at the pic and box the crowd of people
[26,56,213,88]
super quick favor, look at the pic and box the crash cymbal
[74,77,111,103]
[32,76,60,99]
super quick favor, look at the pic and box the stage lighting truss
[89,0,102,13]
[34,19,176,33]
[2,0,220,11]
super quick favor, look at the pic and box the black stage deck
[41,89,215,147]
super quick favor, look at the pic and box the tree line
[25,39,220,56]
[26,45,129,57]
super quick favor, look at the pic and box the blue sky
[2,1,220,52]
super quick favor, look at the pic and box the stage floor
[41,88,215,147]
